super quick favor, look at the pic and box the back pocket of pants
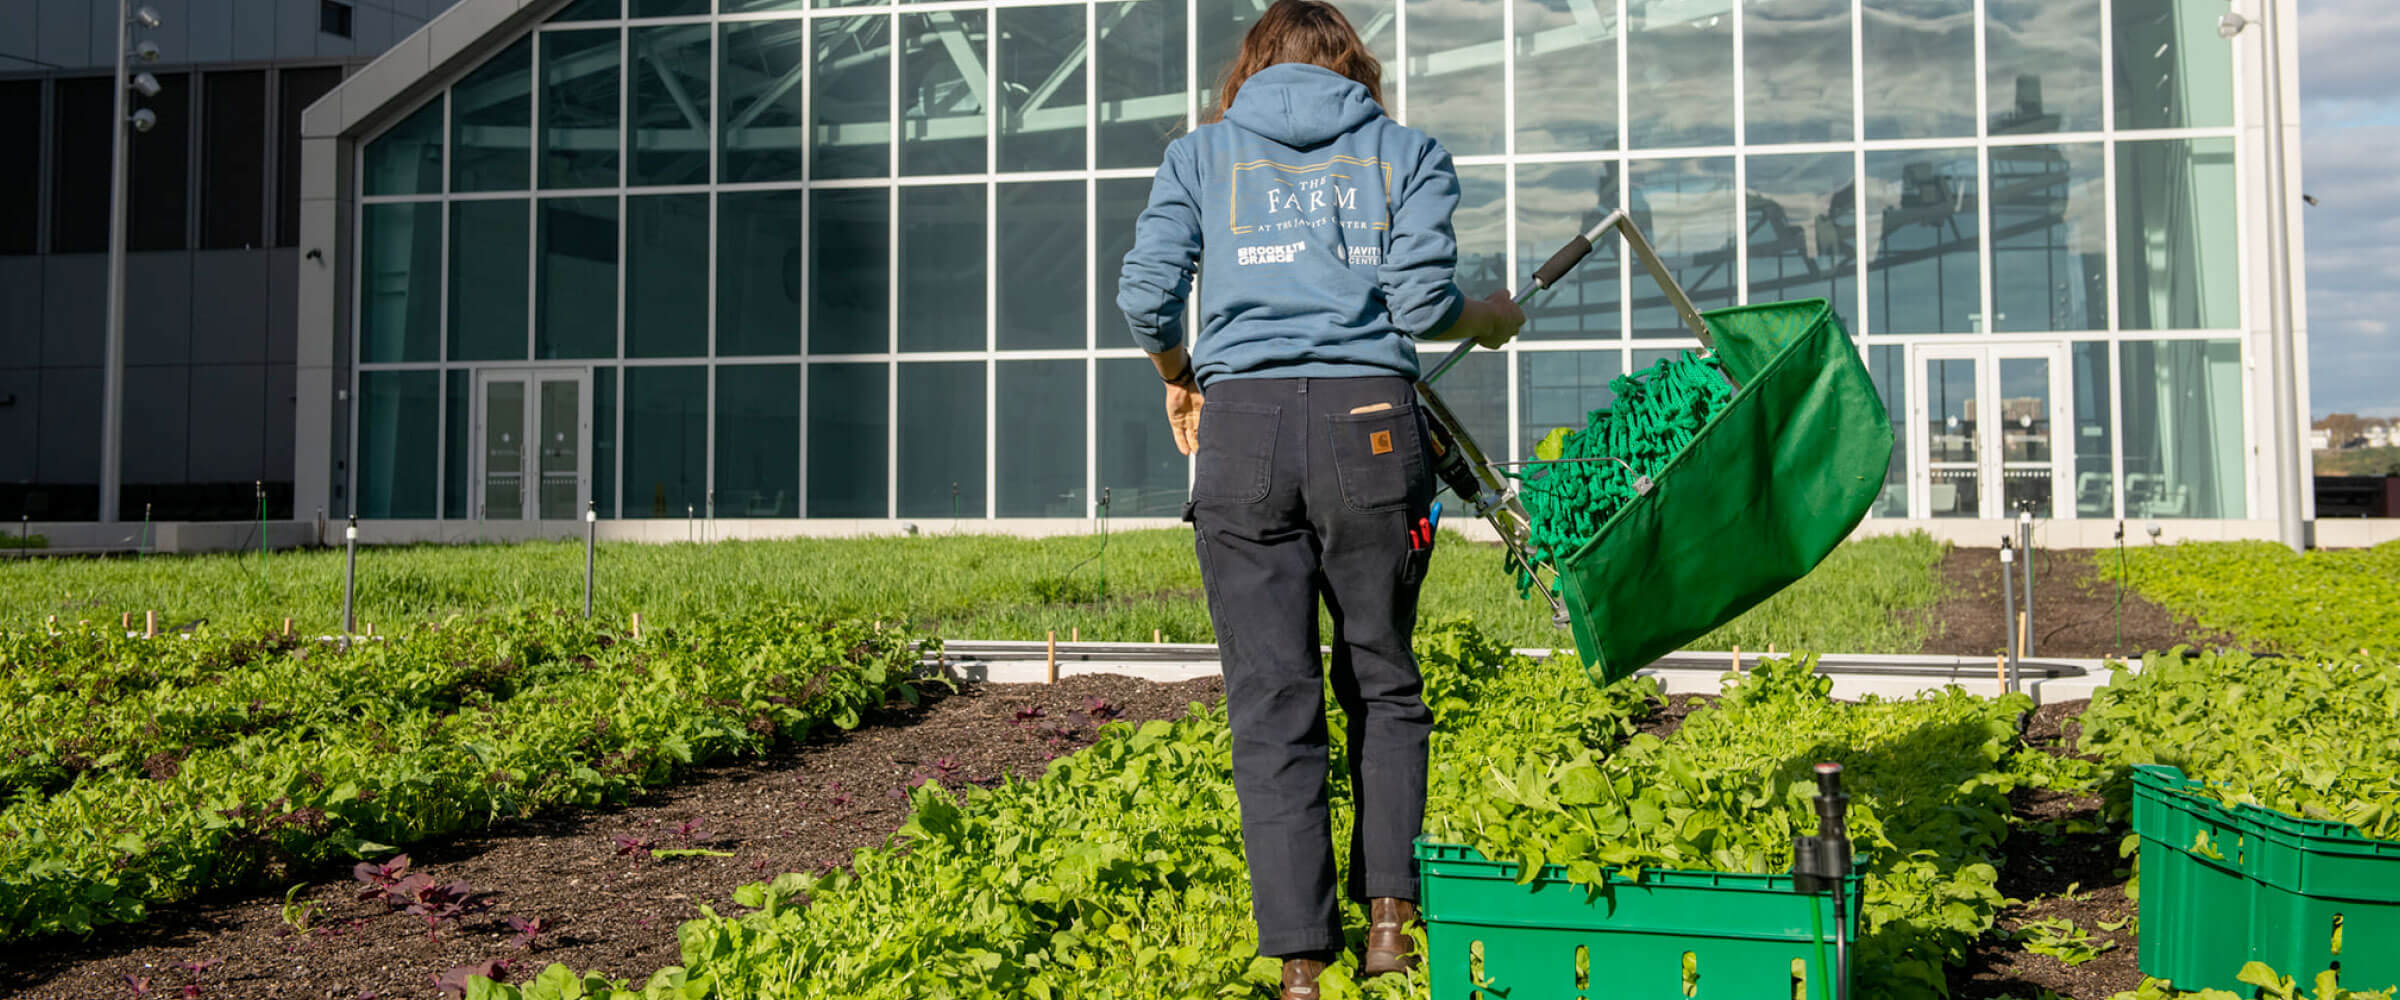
[1193,401,1279,503]
[1327,403,1425,512]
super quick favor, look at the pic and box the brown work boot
[1360,897,1420,976]
[1279,956,1328,1000]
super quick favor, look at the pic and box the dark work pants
[1184,375,1437,959]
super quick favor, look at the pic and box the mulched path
[1919,547,2232,659]
[4,674,1224,1000]
[1951,699,2145,1000]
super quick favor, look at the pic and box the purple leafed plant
[175,958,223,977]
[504,914,549,950]
[933,756,959,775]
[613,834,656,857]
[667,818,711,843]
[123,974,152,995]
[352,855,414,900]
[433,958,510,999]
[1012,705,1047,724]
[1084,697,1123,722]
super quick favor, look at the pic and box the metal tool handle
[1423,210,1718,386]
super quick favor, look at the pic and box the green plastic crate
[1414,839,1861,1000]
[2132,765,2400,994]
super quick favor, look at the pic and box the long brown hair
[1204,0,1385,123]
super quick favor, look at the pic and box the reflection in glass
[1198,0,1395,114]
[899,363,987,518]
[483,378,525,520]
[1924,356,1977,517]
[449,199,529,360]
[630,0,705,15]
[537,378,583,520]
[1514,0,1617,153]
[1747,153,1856,333]
[1404,0,1503,155]
[361,203,442,363]
[1986,0,2101,135]
[720,20,810,183]
[1454,165,1507,299]
[1100,357,1186,516]
[999,5,1084,173]
[624,366,705,517]
[715,365,798,517]
[551,0,615,21]
[1746,0,1851,144]
[2120,339,2241,518]
[1096,0,1187,169]
[1864,148,1979,334]
[626,194,708,358]
[1517,350,1621,461]
[1991,144,2105,332]
[1096,177,1152,347]
[899,184,987,352]
[537,197,617,359]
[2070,341,2111,518]
[1517,161,1620,340]
[810,188,889,355]
[452,37,531,192]
[808,363,888,517]
[2116,138,2236,331]
[1999,357,2052,463]
[1000,181,1086,350]
[1629,158,1735,338]
[1627,0,1732,148]
[365,97,443,197]
[1861,0,1975,140]
[628,24,710,186]
[720,189,807,356]
[541,30,619,189]
[594,366,616,518]
[357,371,439,519]
[1434,349,1508,468]
[814,16,892,179]
[2112,0,2232,130]
[901,11,987,176]
[445,370,471,518]
[1866,345,1907,516]
[999,360,1087,516]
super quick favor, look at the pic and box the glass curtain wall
[352,0,2252,521]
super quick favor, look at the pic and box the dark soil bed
[4,674,1225,1000]
[1920,547,2232,659]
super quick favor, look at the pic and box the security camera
[130,72,160,98]
[133,39,160,63]
[133,6,162,28]
[129,108,156,133]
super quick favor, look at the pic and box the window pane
[1629,157,1735,338]
[2116,137,2236,331]
[542,29,621,189]
[552,0,617,21]
[538,196,617,358]
[810,188,889,355]
[449,199,530,360]
[1866,345,1907,517]
[1432,349,1508,478]
[1517,350,1622,459]
[899,184,986,352]
[2071,341,2111,518]
[594,366,617,518]
[1515,0,1617,153]
[129,73,190,252]
[1518,161,1620,340]
[445,369,471,517]
[720,19,809,184]
[628,194,709,357]
[357,370,439,519]
[998,360,1085,516]
[1098,356,1184,516]
[452,37,531,192]
[629,24,710,186]
[2112,0,2232,130]
[717,364,799,517]
[1199,1,1395,116]
[1455,164,1508,299]
[1405,0,1503,155]
[1626,0,1731,148]
[1861,0,1976,140]
[720,188,807,356]
[723,0,804,12]
[898,362,986,517]
[362,202,444,363]
[900,12,986,176]
[815,16,892,180]
[1095,0,1184,170]
[49,77,111,253]
[999,181,1083,350]
[0,82,38,254]
[630,0,705,15]
[202,71,271,247]
[1096,177,1149,348]
[277,66,343,246]
[998,5,1084,173]
[1992,143,2105,332]
[1987,0,2101,135]
[1746,153,1857,333]
[624,365,706,517]
[367,97,443,199]
[1864,148,1980,334]
[2121,339,2242,518]
[808,363,888,516]
[1746,0,1852,144]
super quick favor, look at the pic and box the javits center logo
[1228,156,1393,236]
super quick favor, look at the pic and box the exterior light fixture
[128,108,156,132]
[133,39,160,62]
[2217,12,2249,38]
[130,72,159,98]
[133,6,162,28]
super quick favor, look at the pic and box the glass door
[476,369,591,520]
[1907,345,2071,519]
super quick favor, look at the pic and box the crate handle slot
[1791,957,1807,1000]
[1683,950,1700,997]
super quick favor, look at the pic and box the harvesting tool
[1412,213,1893,684]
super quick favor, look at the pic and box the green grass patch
[2101,540,2400,656]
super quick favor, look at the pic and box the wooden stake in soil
[631,613,643,640]
[1046,630,1059,684]
[122,612,131,630]
[1732,645,1742,673]
[1997,654,2007,697]
[1071,626,1079,643]
[282,618,293,638]
[2016,612,2028,664]
[145,610,156,639]
[1154,628,1163,644]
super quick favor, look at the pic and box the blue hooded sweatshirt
[1115,62,1465,385]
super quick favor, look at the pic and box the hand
[1165,382,1205,456]
[1472,289,1526,350]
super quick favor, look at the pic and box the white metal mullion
[1972,0,1993,340]
[1078,2,1099,521]
[887,12,901,520]
[989,7,1005,522]
[1185,0,1199,498]
[2099,0,2122,521]
[1394,0,1408,124]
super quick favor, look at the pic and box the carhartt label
[1236,241,1307,266]
[1370,430,1394,455]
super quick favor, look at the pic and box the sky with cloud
[2299,0,2399,418]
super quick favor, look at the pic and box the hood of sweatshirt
[1222,63,1384,149]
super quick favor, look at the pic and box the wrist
[1161,356,1199,388]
